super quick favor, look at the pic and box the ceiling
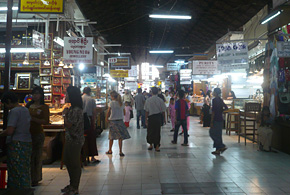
[76,0,269,65]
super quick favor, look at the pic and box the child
[124,101,132,128]
[169,98,176,132]
[106,91,131,156]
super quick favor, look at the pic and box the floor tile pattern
[33,116,290,195]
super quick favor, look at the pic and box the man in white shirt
[165,90,171,123]
[122,90,134,106]
[145,87,166,152]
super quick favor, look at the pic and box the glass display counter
[224,98,262,111]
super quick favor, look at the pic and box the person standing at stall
[61,86,84,195]
[26,86,49,186]
[165,90,171,123]
[82,87,99,163]
[145,87,166,152]
[135,88,146,129]
[210,88,228,155]
[0,91,32,189]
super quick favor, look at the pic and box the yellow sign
[19,0,64,13]
[110,70,128,78]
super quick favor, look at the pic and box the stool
[0,164,7,189]
[226,109,240,136]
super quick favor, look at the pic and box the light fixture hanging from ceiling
[59,59,64,66]
[23,53,29,65]
[261,10,282,25]
[149,14,191,20]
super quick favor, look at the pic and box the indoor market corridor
[35,116,290,195]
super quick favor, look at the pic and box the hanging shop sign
[109,57,130,69]
[125,81,138,90]
[19,0,64,14]
[63,37,93,64]
[192,60,220,75]
[167,63,178,71]
[180,69,192,85]
[216,42,249,71]
[110,70,128,78]
[32,30,44,50]
[277,42,290,57]
[128,65,138,77]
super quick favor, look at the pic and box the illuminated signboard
[19,0,64,14]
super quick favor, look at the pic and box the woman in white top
[106,91,131,156]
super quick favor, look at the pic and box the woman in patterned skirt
[106,91,130,156]
[0,91,32,189]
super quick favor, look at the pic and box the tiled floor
[35,116,290,195]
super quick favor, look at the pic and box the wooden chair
[239,102,261,145]
[226,109,240,136]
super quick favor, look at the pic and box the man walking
[135,88,146,129]
[171,90,189,146]
[145,87,166,152]
[165,90,171,123]
[82,87,99,163]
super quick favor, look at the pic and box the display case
[224,98,262,110]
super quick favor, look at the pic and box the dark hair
[229,90,236,99]
[137,88,142,93]
[206,90,211,97]
[200,89,204,92]
[83,87,91,95]
[178,90,185,98]
[170,97,175,101]
[151,87,158,95]
[165,90,169,93]
[67,86,83,109]
[214,88,221,96]
[26,86,45,108]
[1,91,18,104]
[158,88,161,91]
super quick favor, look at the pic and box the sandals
[106,151,113,155]
[148,147,153,150]
[119,153,125,157]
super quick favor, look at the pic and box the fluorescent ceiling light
[53,37,64,47]
[149,50,174,54]
[0,48,44,53]
[150,65,164,68]
[79,63,85,71]
[149,14,191,20]
[175,60,185,64]
[0,7,18,11]
[261,10,282,24]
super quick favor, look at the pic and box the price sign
[108,58,117,63]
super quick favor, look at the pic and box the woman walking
[0,91,32,189]
[26,86,49,186]
[61,86,84,195]
[210,88,228,155]
[106,91,130,156]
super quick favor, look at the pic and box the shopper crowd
[0,86,231,194]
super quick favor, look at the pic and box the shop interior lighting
[0,7,18,11]
[0,48,44,53]
[261,10,282,24]
[149,14,191,20]
[53,37,64,47]
[23,54,29,65]
[63,64,68,68]
[69,64,73,68]
[59,60,64,66]
[175,60,185,64]
[79,63,85,71]
[149,50,174,54]
[44,60,50,66]
[150,65,164,68]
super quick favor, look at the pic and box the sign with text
[19,0,64,13]
[128,65,138,77]
[110,70,128,78]
[109,57,130,69]
[167,63,178,71]
[32,30,44,50]
[192,60,219,75]
[277,42,290,57]
[180,69,192,85]
[216,42,249,71]
[63,37,93,64]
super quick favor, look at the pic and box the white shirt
[165,95,171,107]
[144,95,167,116]
[109,101,124,120]
[82,94,96,116]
